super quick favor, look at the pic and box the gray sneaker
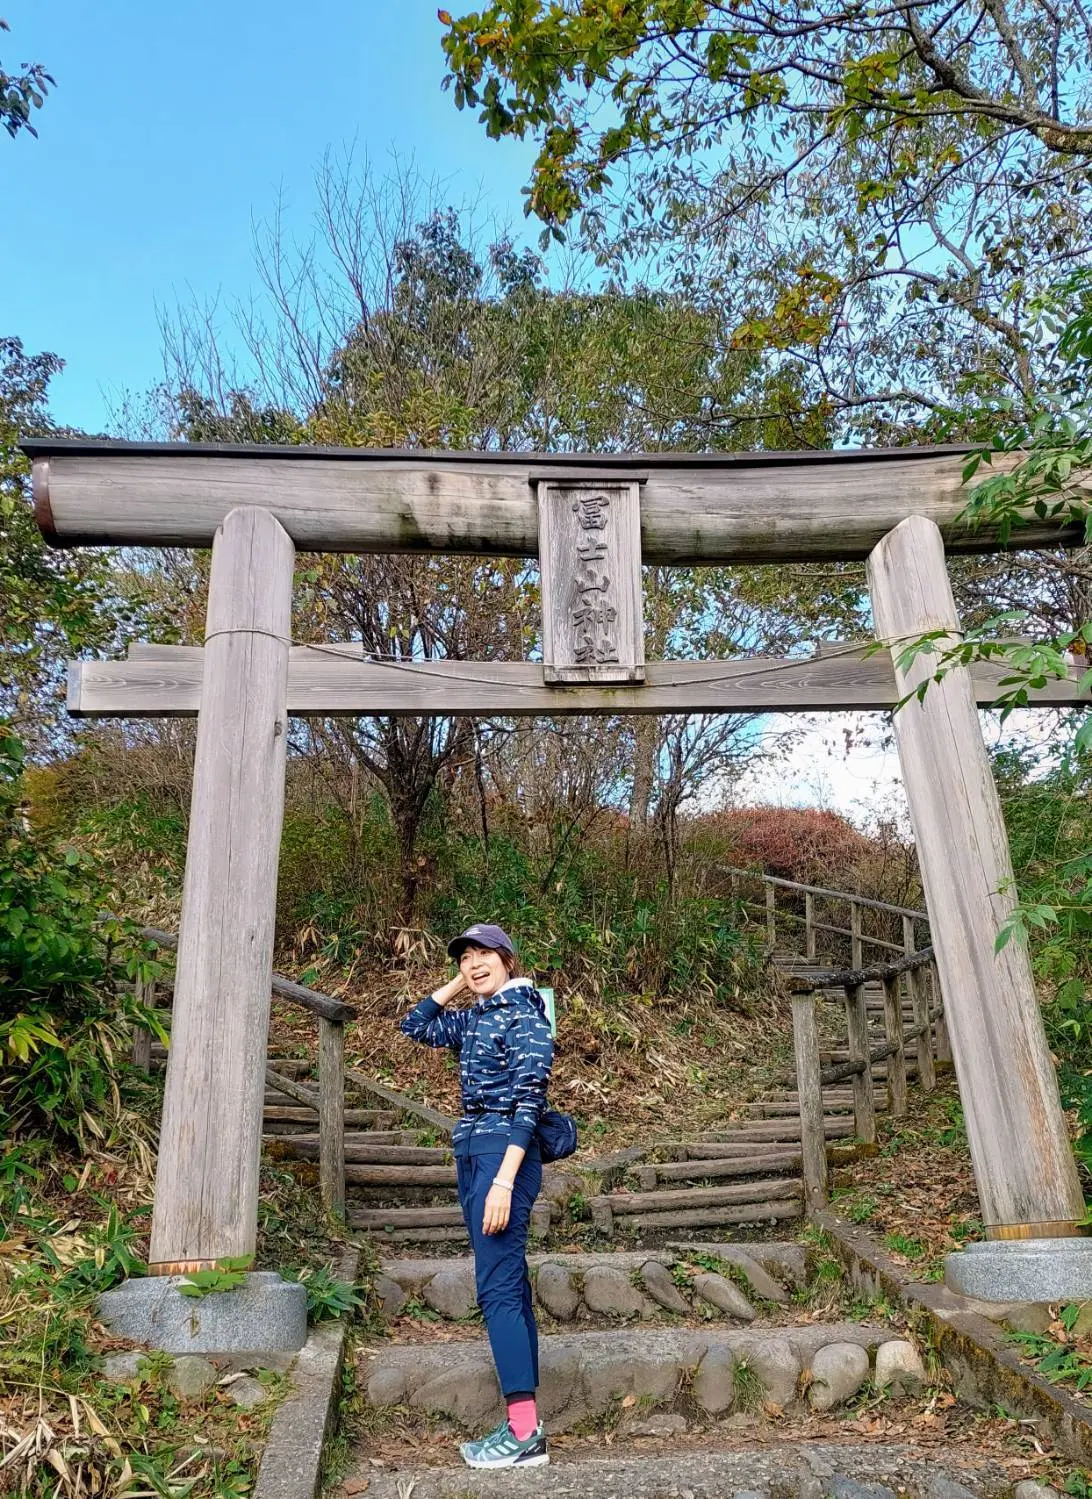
[460,1421,549,1469]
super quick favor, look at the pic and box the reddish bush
[686,806,875,889]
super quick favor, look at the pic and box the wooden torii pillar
[27,437,1092,1309]
[149,506,295,1272]
[869,517,1090,1298]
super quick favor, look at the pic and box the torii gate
[26,436,1092,1345]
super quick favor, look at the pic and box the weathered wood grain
[265,1067,319,1110]
[148,507,294,1270]
[882,975,908,1117]
[590,1176,803,1215]
[319,1018,346,1218]
[792,994,829,1214]
[70,645,1089,718]
[538,480,645,683]
[130,975,155,1070]
[868,513,1085,1236]
[904,915,936,1094]
[843,983,876,1146]
[27,438,1080,559]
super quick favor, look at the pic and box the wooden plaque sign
[537,480,645,684]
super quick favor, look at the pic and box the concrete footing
[97,1271,308,1355]
[944,1238,1092,1303]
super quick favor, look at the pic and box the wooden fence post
[805,892,816,962]
[791,993,828,1212]
[148,507,295,1271]
[843,982,876,1145]
[931,961,953,1066]
[850,900,863,970]
[904,914,936,1093]
[882,974,907,1116]
[130,975,155,1071]
[766,883,777,947]
[319,1017,346,1219]
[868,514,1084,1239]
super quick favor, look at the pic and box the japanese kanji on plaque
[536,479,645,684]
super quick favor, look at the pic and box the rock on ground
[692,1347,736,1414]
[692,1272,756,1321]
[874,1339,926,1395]
[640,1260,690,1315]
[422,1263,478,1321]
[621,1413,688,1438]
[166,1355,219,1402]
[926,1478,984,1499]
[808,1342,870,1412]
[535,1262,580,1321]
[101,1351,148,1384]
[374,1274,408,1319]
[735,1338,800,1409]
[582,1264,650,1319]
[224,1374,268,1409]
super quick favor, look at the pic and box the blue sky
[3,0,536,433]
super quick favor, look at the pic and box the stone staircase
[323,943,995,1498]
[345,1239,1012,1498]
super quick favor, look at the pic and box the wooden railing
[133,925,356,1219]
[725,865,930,967]
[786,947,946,1215]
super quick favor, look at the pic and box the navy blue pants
[456,1147,542,1397]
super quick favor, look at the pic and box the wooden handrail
[789,948,945,1214]
[724,866,927,922]
[139,925,357,1023]
[739,902,907,953]
[786,946,935,991]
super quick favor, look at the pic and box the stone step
[666,1240,807,1289]
[348,1443,1003,1499]
[376,1245,799,1322]
[362,1321,898,1433]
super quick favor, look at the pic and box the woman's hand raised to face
[431,971,470,1008]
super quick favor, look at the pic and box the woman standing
[400,922,553,1470]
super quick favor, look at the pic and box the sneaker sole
[463,1452,550,1470]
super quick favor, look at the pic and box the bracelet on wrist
[492,1177,514,1191]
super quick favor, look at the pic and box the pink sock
[507,1396,538,1441]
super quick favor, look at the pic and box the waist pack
[536,1109,578,1164]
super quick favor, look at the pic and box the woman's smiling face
[459,944,509,997]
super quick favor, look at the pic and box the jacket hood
[476,979,545,1019]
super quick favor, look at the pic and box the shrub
[0,730,163,1144]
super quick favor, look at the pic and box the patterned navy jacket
[400,979,554,1158]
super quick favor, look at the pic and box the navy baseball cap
[447,923,516,960]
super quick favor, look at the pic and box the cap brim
[447,937,512,959]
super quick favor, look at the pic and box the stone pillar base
[98,1272,307,1355]
[945,1238,1092,1303]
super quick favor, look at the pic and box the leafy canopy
[1,17,53,138]
[441,2,1092,433]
